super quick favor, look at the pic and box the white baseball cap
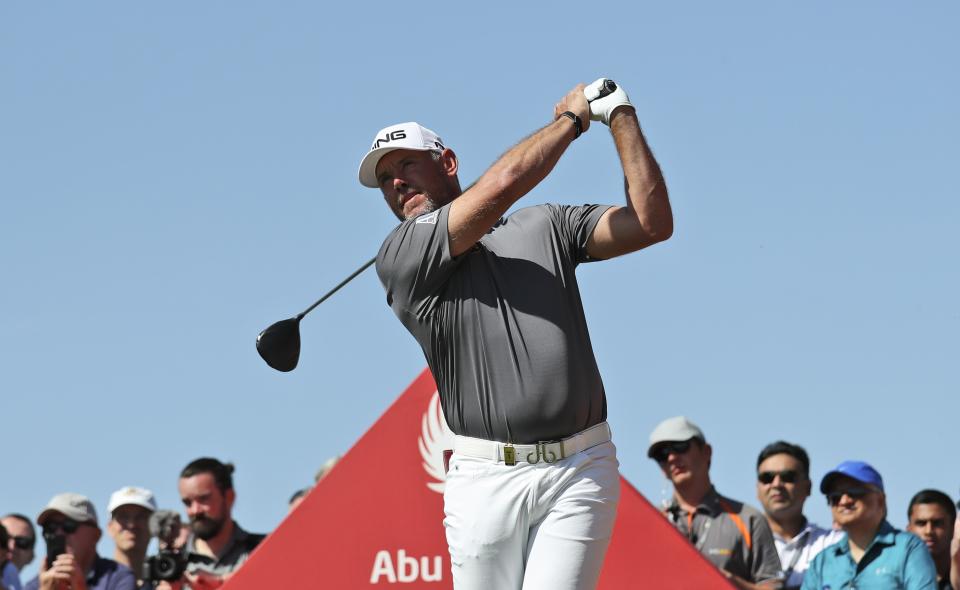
[358,122,446,188]
[107,486,157,514]
[37,492,99,526]
[647,416,706,458]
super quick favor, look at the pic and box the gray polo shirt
[377,203,611,443]
[666,487,783,585]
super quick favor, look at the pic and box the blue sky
[2,1,957,581]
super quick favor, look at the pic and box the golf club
[257,257,375,372]
[256,79,618,372]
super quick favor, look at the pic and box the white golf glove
[583,78,633,126]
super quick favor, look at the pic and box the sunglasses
[12,535,35,550]
[42,518,87,536]
[652,440,694,463]
[757,470,800,485]
[827,487,873,506]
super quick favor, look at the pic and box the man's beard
[190,514,226,540]
[403,198,438,221]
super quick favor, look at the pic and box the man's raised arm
[586,85,673,260]
[447,85,590,257]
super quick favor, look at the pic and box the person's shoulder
[506,203,555,220]
[807,523,846,550]
[23,576,39,590]
[243,532,266,551]
[896,526,931,552]
[234,523,266,551]
[714,491,759,518]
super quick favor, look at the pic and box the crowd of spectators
[0,458,269,590]
[648,416,960,589]
[3,426,958,589]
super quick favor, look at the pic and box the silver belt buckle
[525,440,565,464]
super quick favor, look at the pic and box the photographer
[154,459,262,590]
[26,493,135,590]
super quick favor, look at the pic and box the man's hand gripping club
[584,78,634,125]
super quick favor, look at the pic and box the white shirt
[773,520,846,588]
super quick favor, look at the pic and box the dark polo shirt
[182,521,264,585]
[666,487,783,585]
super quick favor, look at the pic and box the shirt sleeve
[902,533,939,590]
[376,205,461,322]
[749,512,785,584]
[546,204,613,264]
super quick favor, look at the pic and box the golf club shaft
[296,256,376,320]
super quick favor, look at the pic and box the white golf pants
[443,440,620,590]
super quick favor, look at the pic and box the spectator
[26,493,135,590]
[906,489,956,589]
[313,456,339,483]
[801,461,938,590]
[107,487,157,587]
[1,514,34,576]
[952,501,959,590]
[755,441,845,589]
[1,522,21,590]
[287,488,310,513]
[649,416,783,589]
[157,458,264,590]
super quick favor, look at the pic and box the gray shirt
[666,488,783,585]
[377,203,611,443]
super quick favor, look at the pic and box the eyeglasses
[12,535,35,550]
[42,518,87,536]
[757,470,800,485]
[827,487,873,506]
[652,440,694,463]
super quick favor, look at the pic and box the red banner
[227,369,731,589]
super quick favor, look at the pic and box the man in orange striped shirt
[649,416,783,590]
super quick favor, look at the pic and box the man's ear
[225,488,237,511]
[440,148,458,177]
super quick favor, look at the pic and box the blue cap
[820,460,884,494]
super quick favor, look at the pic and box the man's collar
[870,520,897,547]
[185,521,246,560]
[773,517,814,544]
[670,486,724,516]
[833,519,895,555]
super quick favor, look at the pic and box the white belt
[453,422,612,466]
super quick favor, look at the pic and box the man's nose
[392,177,408,192]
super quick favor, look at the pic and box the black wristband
[558,111,582,139]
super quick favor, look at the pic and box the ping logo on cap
[371,130,408,150]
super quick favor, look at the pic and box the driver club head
[256,317,302,372]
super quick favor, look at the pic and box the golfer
[359,80,672,590]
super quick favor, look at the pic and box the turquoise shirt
[801,520,938,589]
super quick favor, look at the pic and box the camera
[143,510,188,583]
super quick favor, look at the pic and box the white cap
[107,486,157,514]
[358,122,446,188]
[37,492,99,526]
[647,416,706,458]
